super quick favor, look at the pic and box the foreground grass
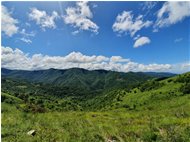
[2,101,190,142]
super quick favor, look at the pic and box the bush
[140,80,163,92]
[123,104,130,108]
[180,83,190,94]
[175,74,190,83]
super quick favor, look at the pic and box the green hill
[1,70,190,142]
[1,68,175,91]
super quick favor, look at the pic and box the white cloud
[174,38,183,43]
[134,36,151,48]
[1,5,19,37]
[1,46,30,69]
[2,46,184,73]
[136,63,171,72]
[19,29,36,44]
[20,37,32,44]
[92,4,98,8]
[71,30,79,35]
[63,1,99,34]
[110,56,130,63]
[141,2,158,17]
[133,34,140,40]
[63,52,109,63]
[28,8,59,30]
[181,62,190,69]
[154,2,190,29]
[142,1,157,11]
[171,62,190,73]
[25,22,31,27]
[112,11,152,37]
[20,29,36,37]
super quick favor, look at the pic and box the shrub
[140,80,163,92]
[180,83,190,94]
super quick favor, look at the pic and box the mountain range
[1,68,176,92]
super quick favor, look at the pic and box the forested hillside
[1,69,190,141]
[2,68,175,92]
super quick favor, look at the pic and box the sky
[1,1,190,73]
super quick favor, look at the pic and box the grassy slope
[2,73,190,142]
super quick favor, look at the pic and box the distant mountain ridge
[1,68,176,92]
[143,72,177,78]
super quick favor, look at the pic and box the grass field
[2,100,190,142]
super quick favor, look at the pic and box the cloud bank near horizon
[1,46,189,73]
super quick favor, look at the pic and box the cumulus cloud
[63,1,99,34]
[112,11,152,37]
[28,8,59,30]
[2,46,182,73]
[134,36,151,48]
[1,5,19,37]
[154,2,190,30]
[1,46,30,69]
[110,56,130,63]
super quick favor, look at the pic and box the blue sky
[1,1,190,73]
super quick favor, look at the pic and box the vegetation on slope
[2,68,175,93]
[1,70,190,141]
